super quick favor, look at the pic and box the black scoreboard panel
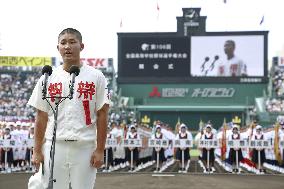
[118,34,190,77]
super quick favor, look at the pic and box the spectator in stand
[0,70,41,122]
[266,98,284,112]
[272,66,284,96]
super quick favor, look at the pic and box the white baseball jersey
[217,56,247,76]
[28,64,110,141]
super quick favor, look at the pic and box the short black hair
[58,28,82,43]
[225,40,235,48]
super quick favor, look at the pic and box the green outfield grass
[190,149,200,157]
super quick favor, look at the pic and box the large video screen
[191,34,265,77]
[118,32,268,84]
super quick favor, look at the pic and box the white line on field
[152,174,175,177]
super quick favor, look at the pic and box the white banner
[105,138,118,148]
[248,140,272,149]
[173,139,193,148]
[148,139,169,148]
[198,139,219,148]
[227,140,248,148]
[0,139,34,148]
[122,139,142,147]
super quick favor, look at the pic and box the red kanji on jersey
[230,64,238,76]
[77,81,96,100]
[219,66,225,75]
[48,83,62,102]
[83,100,92,125]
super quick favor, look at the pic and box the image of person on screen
[217,40,247,77]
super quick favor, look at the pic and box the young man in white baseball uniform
[28,28,109,189]
[217,40,247,77]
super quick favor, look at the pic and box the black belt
[64,139,78,142]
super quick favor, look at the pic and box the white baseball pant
[43,140,97,189]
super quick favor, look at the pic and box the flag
[156,2,160,20]
[120,18,123,28]
[259,15,264,25]
[248,121,255,159]
[175,117,181,133]
[221,118,227,161]
[199,119,204,132]
[274,122,282,164]
[177,116,181,125]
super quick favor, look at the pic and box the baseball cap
[205,124,212,129]
[156,125,161,129]
[256,125,262,130]
[232,124,239,130]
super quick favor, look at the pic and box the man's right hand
[32,150,44,172]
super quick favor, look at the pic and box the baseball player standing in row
[28,28,109,189]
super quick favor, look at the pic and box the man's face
[57,33,83,62]
[5,129,10,135]
[181,127,186,133]
[224,41,234,56]
[156,128,161,133]
[233,128,238,134]
[206,127,211,133]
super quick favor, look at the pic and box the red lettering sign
[80,58,106,68]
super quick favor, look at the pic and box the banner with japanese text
[0,56,52,66]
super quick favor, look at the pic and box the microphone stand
[43,90,74,189]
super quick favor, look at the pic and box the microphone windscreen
[215,55,219,60]
[69,65,80,76]
[205,57,210,62]
[41,65,53,76]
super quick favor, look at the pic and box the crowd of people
[101,118,284,174]
[265,98,284,112]
[212,120,284,174]
[1,118,284,174]
[0,69,41,122]
[0,121,35,173]
[264,65,284,113]
[272,66,284,97]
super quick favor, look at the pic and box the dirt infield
[1,173,284,189]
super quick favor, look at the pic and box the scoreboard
[117,31,268,84]
[119,34,190,78]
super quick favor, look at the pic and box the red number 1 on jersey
[83,100,92,125]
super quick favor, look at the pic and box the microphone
[41,65,53,99]
[201,57,210,72]
[69,65,80,99]
[209,55,219,71]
